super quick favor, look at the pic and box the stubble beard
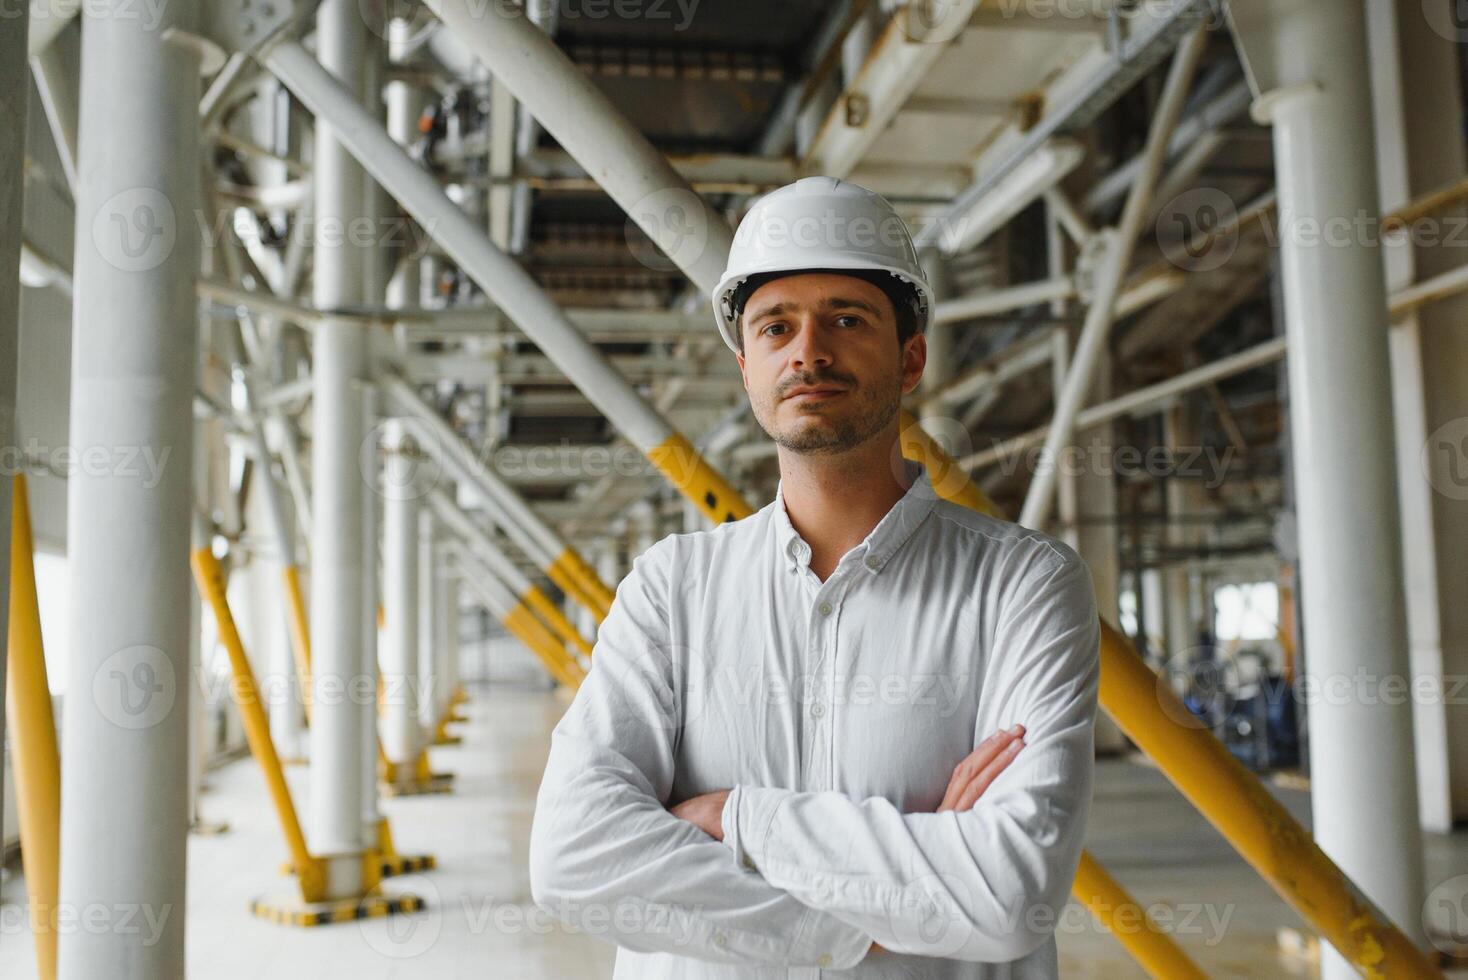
[753,367,903,456]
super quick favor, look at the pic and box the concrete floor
[3,678,1466,978]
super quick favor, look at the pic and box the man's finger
[938,726,1022,810]
[951,736,1024,811]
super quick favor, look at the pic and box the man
[529,176,1101,978]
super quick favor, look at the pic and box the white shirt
[528,461,1101,979]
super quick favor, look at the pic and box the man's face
[735,272,925,455]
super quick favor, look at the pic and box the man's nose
[788,319,834,369]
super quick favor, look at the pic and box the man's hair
[732,268,920,354]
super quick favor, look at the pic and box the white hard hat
[711,176,934,353]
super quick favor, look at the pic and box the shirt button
[865,554,880,569]
[817,601,833,616]
[810,701,826,718]
[713,933,727,948]
[818,953,833,967]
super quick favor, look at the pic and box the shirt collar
[772,458,936,576]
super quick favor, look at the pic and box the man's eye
[835,315,863,328]
[761,322,787,336]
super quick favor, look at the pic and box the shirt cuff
[721,784,792,874]
[789,902,875,970]
[722,785,872,970]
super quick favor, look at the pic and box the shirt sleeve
[720,549,1101,963]
[528,539,875,970]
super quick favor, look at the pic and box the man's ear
[900,331,927,396]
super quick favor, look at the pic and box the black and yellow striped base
[250,891,425,928]
[381,853,437,877]
[381,773,454,798]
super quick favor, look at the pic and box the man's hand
[939,724,1026,811]
[669,789,731,841]
[871,725,1027,957]
[670,728,1027,958]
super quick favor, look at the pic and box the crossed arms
[527,539,1100,968]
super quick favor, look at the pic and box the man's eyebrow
[746,295,882,323]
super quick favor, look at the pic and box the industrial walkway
[4,675,1466,978]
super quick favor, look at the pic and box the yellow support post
[504,601,587,689]
[646,431,755,525]
[548,548,612,622]
[898,412,1442,979]
[5,475,60,980]
[281,564,313,719]
[191,547,327,903]
[1073,853,1206,980]
[524,584,594,658]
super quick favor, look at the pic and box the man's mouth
[783,385,848,402]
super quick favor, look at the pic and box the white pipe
[420,0,732,294]
[26,0,78,58]
[360,388,382,843]
[426,488,542,601]
[263,39,677,454]
[418,508,440,732]
[306,0,370,896]
[384,375,564,568]
[436,565,459,723]
[932,278,1073,325]
[959,337,1289,472]
[381,419,422,770]
[0,0,26,886]
[1019,28,1208,530]
[56,2,198,974]
[1248,0,1427,969]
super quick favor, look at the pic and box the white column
[381,419,423,770]
[418,508,439,732]
[1162,402,1201,660]
[57,2,199,974]
[308,0,371,897]
[1244,0,1426,968]
[1367,0,1468,834]
[0,0,28,832]
[360,387,382,844]
[435,563,460,718]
